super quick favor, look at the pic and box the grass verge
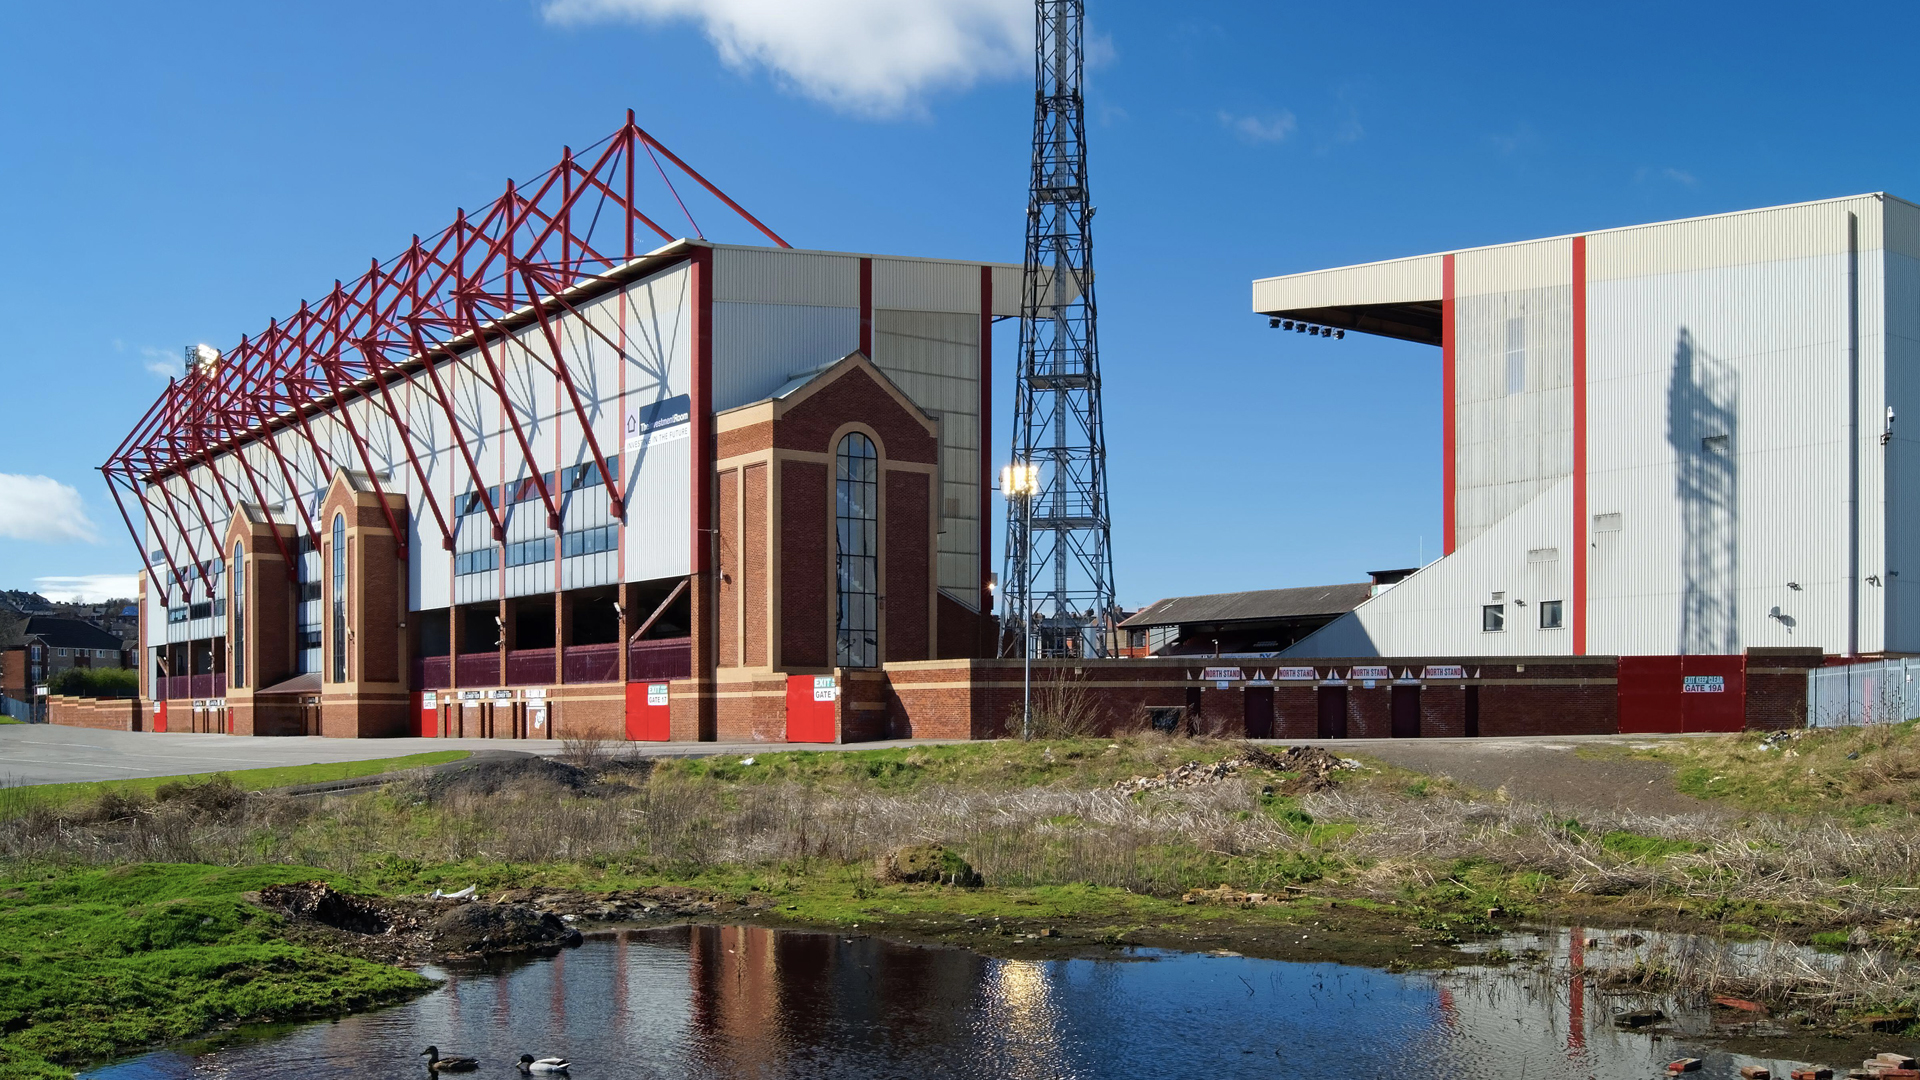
[1600,721,1920,818]
[0,751,470,820]
[0,863,433,1079]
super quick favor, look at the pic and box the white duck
[517,1055,571,1074]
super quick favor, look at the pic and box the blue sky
[2,0,1916,608]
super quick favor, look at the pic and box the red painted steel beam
[516,261,624,516]
[102,112,783,569]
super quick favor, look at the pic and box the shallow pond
[86,924,1899,1079]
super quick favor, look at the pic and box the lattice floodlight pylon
[102,112,787,606]
[1001,0,1117,659]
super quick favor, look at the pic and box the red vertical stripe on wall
[979,265,993,605]
[1441,253,1457,555]
[692,248,714,574]
[1571,236,1589,656]
[859,257,873,357]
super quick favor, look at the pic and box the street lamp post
[1002,463,1039,739]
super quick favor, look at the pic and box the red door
[1618,656,1686,733]
[1680,655,1747,732]
[624,682,671,741]
[153,700,168,733]
[1618,656,1747,733]
[786,675,837,743]
[413,692,436,737]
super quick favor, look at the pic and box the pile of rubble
[1180,884,1283,907]
[251,880,740,963]
[1112,745,1361,795]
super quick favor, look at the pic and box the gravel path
[1319,735,1726,817]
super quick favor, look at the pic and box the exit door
[1390,684,1420,738]
[1317,686,1348,739]
[1243,686,1274,739]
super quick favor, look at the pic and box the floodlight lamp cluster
[1269,318,1343,338]
[1001,463,1040,498]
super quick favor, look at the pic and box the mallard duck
[420,1046,480,1073]
[518,1055,571,1074]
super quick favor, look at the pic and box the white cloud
[0,474,99,544]
[33,574,140,604]
[1219,110,1296,144]
[542,0,1030,117]
[140,346,178,380]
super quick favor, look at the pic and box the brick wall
[715,674,788,742]
[717,468,740,666]
[775,367,938,464]
[781,461,829,670]
[884,470,930,662]
[1420,686,1469,737]
[362,528,401,683]
[743,464,769,668]
[551,685,625,740]
[881,656,1627,742]
[1347,686,1392,739]
[47,695,142,731]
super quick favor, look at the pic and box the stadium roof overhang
[1251,252,1445,346]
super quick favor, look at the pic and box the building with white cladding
[1255,194,1920,661]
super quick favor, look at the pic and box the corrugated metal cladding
[1453,276,1573,547]
[872,309,981,608]
[1279,194,1915,659]
[712,303,859,411]
[712,247,858,306]
[1251,253,1443,313]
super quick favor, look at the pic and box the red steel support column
[1442,253,1457,555]
[859,257,873,358]
[1572,236,1589,656]
[691,247,713,574]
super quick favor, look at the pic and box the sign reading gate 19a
[1683,675,1726,693]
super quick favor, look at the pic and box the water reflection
[85,924,1871,1080]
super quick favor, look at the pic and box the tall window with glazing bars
[330,515,347,682]
[231,543,244,688]
[835,433,879,668]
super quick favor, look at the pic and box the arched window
[231,543,245,688]
[834,432,879,668]
[331,514,347,683]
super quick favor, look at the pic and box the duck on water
[419,1046,479,1073]
[518,1055,572,1074]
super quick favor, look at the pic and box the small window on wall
[1482,604,1505,632]
[1539,600,1564,629]
[1505,317,1526,395]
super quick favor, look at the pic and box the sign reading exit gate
[1683,675,1726,693]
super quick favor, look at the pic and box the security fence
[1808,658,1920,727]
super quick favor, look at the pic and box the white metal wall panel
[620,263,694,584]
[1455,238,1570,297]
[712,302,859,411]
[1589,196,1883,282]
[713,246,858,306]
[1251,254,1443,314]
[1584,244,1862,656]
[991,265,1024,317]
[873,258,982,313]
[1452,277,1574,545]
[1884,243,1920,651]
[871,308,981,606]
